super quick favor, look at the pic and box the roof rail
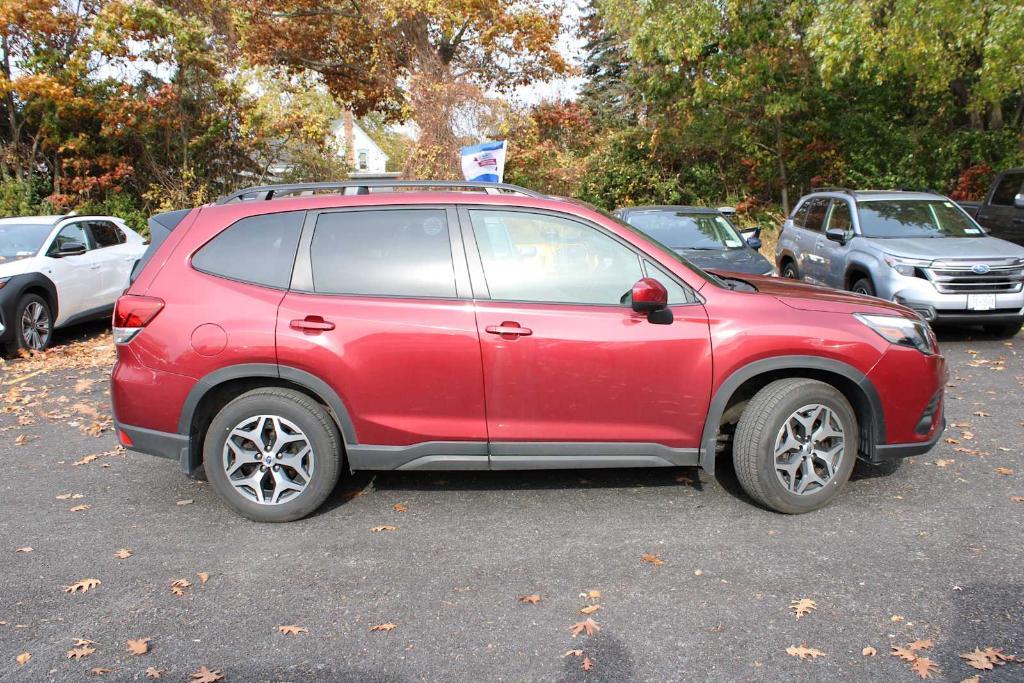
[809,186,857,196]
[216,180,545,204]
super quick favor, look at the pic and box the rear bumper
[116,420,190,467]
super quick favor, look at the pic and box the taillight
[113,295,164,344]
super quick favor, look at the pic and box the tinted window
[192,211,304,288]
[857,200,983,238]
[643,260,691,304]
[626,211,744,250]
[991,173,1023,206]
[470,209,643,305]
[310,209,456,298]
[791,201,811,226]
[89,221,124,248]
[802,198,829,232]
[826,201,853,231]
[48,223,90,256]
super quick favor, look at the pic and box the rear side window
[310,209,456,298]
[89,221,125,248]
[991,172,1023,206]
[801,198,829,232]
[192,211,304,289]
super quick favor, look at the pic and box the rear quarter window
[191,211,304,289]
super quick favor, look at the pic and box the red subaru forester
[110,181,946,522]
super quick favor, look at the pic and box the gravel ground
[1,322,1022,682]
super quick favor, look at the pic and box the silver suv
[776,190,1024,336]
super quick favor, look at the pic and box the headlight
[883,254,930,277]
[854,313,935,354]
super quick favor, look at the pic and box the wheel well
[845,266,871,291]
[715,369,878,460]
[186,377,345,473]
[19,285,58,321]
[778,254,794,269]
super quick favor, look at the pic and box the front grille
[923,259,1024,294]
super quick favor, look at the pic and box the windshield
[0,223,53,263]
[624,211,745,250]
[857,200,984,238]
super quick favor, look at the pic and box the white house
[333,111,393,175]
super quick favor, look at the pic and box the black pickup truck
[959,168,1024,245]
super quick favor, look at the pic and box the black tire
[5,293,53,354]
[781,261,799,280]
[733,378,858,514]
[850,277,875,297]
[982,320,1022,338]
[203,388,342,522]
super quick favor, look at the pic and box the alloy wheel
[222,415,314,505]
[21,302,50,350]
[773,403,845,495]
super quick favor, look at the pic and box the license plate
[967,293,996,311]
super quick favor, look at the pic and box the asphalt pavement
[1,322,1022,682]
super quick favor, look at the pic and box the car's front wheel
[781,261,799,280]
[6,293,53,354]
[732,378,857,514]
[850,278,875,297]
[983,320,1022,338]
[204,388,342,522]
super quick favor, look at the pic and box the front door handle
[290,315,335,333]
[485,322,533,338]
[89,264,101,270]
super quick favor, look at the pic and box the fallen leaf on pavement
[16,652,30,665]
[517,594,541,604]
[114,549,132,559]
[960,677,980,683]
[145,667,167,679]
[371,525,397,532]
[995,467,1013,475]
[892,646,917,662]
[579,604,601,615]
[641,552,664,566]
[582,589,601,600]
[786,644,825,660]
[64,578,101,593]
[90,667,112,676]
[170,578,192,596]
[891,615,905,622]
[393,503,408,513]
[176,499,194,506]
[189,667,223,683]
[197,572,209,584]
[582,656,594,671]
[910,657,938,678]
[909,638,934,651]
[973,411,990,417]
[67,645,95,659]
[563,650,583,657]
[278,625,307,635]
[15,434,28,445]
[69,504,91,512]
[74,379,95,393]
[15,547,31,553]
[790,598,817,619]
[934,459,955,468]
[73,454,98,466]
[862,646,877,656]
[1012,496,1024,503]
[370,623,397,632]
[570,618,600,637]
[127,638,151,655]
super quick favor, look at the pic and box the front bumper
[874,419,945,460]
[884,274,1024,323]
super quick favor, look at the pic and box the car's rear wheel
[781,261,799,280]
[204,388,342,522]
[733,378,857,514]
[983,321,1022,338]
[850,277,875,297]
[6,294,52,354]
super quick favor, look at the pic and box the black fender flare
[0,272,59,340]
[698,355,885,473]
[776,249,799,273]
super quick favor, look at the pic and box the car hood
[677,247,773,275]
[0,255,43,278]
[868,236,1024,260]
[725,273,917,317]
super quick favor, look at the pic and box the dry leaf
[786,644,826,660]
[1012,496,1024,503]
[862,646,877,657]
[16,652,30,665]
[582,656,594,671]
[371,525,397,532]
[64,578,101,593]
[15,434,28,445]
[170,578,192,596]
[189,667,223,683]
[980,646,1018,663]
[197,572,209,584]
[891,615,905,622]
[90,667,112,676]
[517,594,541,604]
[145,667,167,679]
[973,411,991,417]
[570,618,600,637]
[892,646,918,662]
[70,504,91,512]
[934,459,955,468]
[641,552,664,566]
[910,657,939,679]
[278,625,307,635]
[995,467,1014,476]
[960,649,995,670]
[790,598,817,619]
[370,623,397,632]
[126,638,151,655]
[579,604,601,615]
[563,650,583,657]
[909,638,934,651]
[114,549,132,560]
[583,589,601,599]
[15,547,32,553]
[393,503,408,513]
[176,499,194,506]
[960,677,980,683]
[67,645,95,659]
[73,638,95,647]
[73,454,99,466]
[74,379,95,393]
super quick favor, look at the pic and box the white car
[0,215,147,353]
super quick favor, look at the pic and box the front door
[276,206,488,470]
[460,207,712,467]
[812,199,855,288]
[976,171,1024,245]
[42,221,107,324]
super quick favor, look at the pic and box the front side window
[826,201,853,232]
[625,211,745,250]
[991,173,1023,206]
[48,223,90,256]
[192,211,304,288]
[857,200,984,238]
[643,260,692,304]
[469,209,644,305]
[801,198,829,232]
[89,221,124,248]
[310,209,456,298]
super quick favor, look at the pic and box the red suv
[110,181,946,522]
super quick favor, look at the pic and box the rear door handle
[89,264,102,270]
[485,322,533,337]
[290,316,335,332]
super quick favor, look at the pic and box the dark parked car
[614,206,776,276]
[958,168,1024,245]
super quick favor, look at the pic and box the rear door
[85,219,136,303]
[276,206,488,470]
[789,197,828,281]
[976,171,1024,243]
[460,206,712,466]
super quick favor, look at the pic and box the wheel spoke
[773,403,846,497]
[230,468,267,503]
[222,414,314,506]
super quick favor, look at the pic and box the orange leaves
[370,623,397,632]
[892,645,917,662]
[145,667,167,678]
[371,525,397,532]
[862,646,877,657]
[190,667,224,682]
[15,546,32,553]
[517,594,541,604]
[126,638,151,655]
[960,647,1020,670]
[67,644,95,659]
[277,625,307,635]
[786,644,825,660]
[995,467,1013,476]
[892,640,940,678]
[579,604,601,615]
[170,578,192,596]
[910,657,938,678]
[114,549,133,560]
[790,598,816,619]
[64,577,101,594]
[569,618,600,637]
[641,552,664,566]
[392,503,408,513]
[16,652,30,665]
[69,504,91,512]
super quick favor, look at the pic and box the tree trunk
[774,115,789,215]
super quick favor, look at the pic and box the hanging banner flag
[461,140,507,183]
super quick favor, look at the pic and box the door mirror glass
[825,227,848,245]
[1014,193,1024,209]
[58,241,87,257]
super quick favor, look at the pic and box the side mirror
[746,236,763,249]
[57,242,87,257]
[1014,193,1024,209]
[825,227,848,245]
[740,227,761,240]
[630,278,673,325]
